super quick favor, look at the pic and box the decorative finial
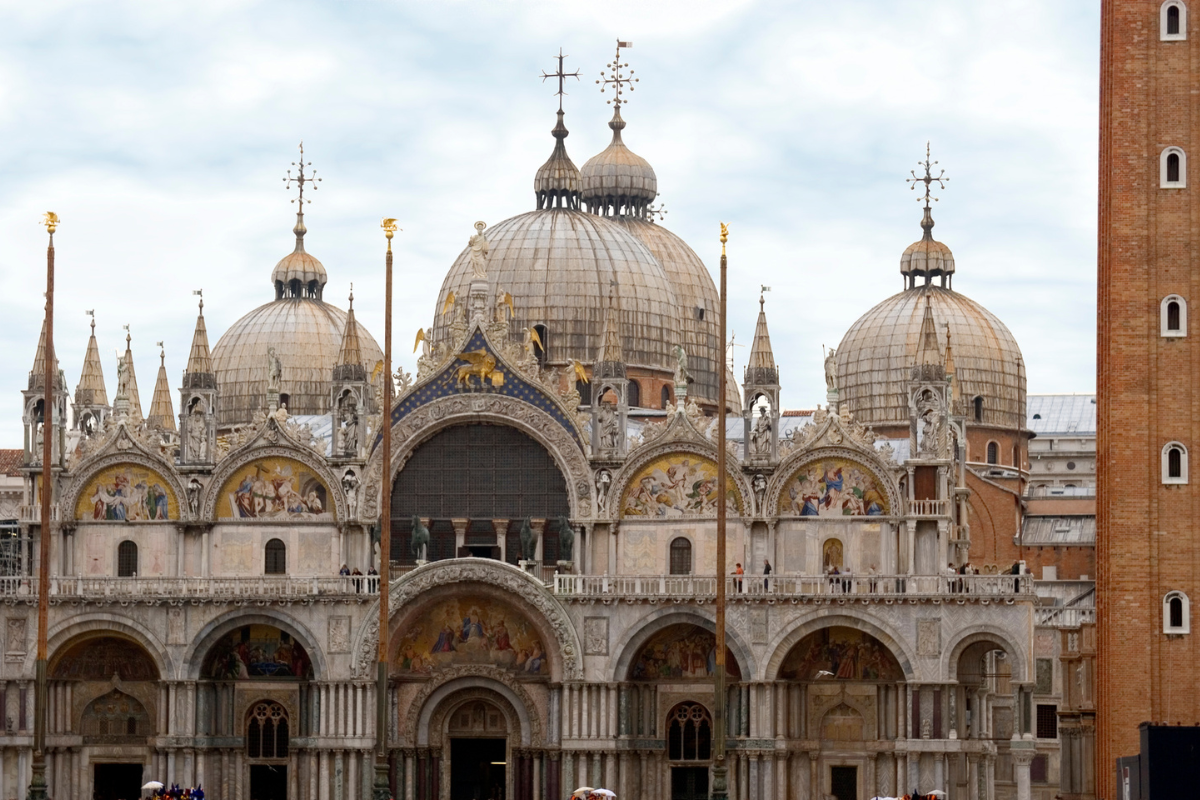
[122,324,131,348]
[906,141,948,209]
[349,282,354,309]
[157,341,165,366]
[381,218,399,252]
[720,221,729,256]
[193,289,203,315]
[284,141,321,206]
[85,309,95,333]
[541,48,580,113]
[759,285,771,309]
[41,211,59,235]
[596,40,637,108]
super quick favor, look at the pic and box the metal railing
[552,573,1034,599]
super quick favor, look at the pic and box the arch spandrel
[353,559,583,681]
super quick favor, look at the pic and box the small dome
[430,210,680,375]
[900,206,955,278]
[835,285,1025,430]
[581,109,658,218]
[271,216,328,299]
[618,219,720,404]
[211,299,383,428]
[534,111,582,210]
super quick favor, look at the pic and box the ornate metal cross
[597,40,637,108]
[906,141,948,207]
[284,141,321,205]
[541,48,580,111]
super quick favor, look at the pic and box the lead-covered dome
[835,285,1025,429]
[212,216,383,428]
[431,210,680,374]
[581,109,658,218]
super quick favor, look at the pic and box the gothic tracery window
[667,702,712,761]
[246,701,289,760]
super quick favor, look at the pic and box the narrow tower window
[973,396,984,422]
[1161,147,1187,188]
[1164,591,1190,633]
[1162,2,1187,39]
[1161,295,1187,337]
[1162,442,1189,484]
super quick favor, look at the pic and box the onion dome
[75,317,108,407]
[618,219,720,405]
[835,286,1024,429]
[212,219,382,428]
[432,210,679,377]
[272,212,328,300]
[900,204,956,288]
[147,346,176,432]
[534,111,581,210]
[581,108,658,218]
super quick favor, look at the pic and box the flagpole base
[711,763,728,800]
[27,756,47,800]
[373,758,391,800]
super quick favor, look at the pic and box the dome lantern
[535,50,583,210]
[901,143,955,289]
[273,143,327,300]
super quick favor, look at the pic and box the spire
[594,285,626,380]
[745,289,778,386]
[75,313,108,407]
[912,297,947,381]
[183,291,215,388]
[334,286,367,382]
[27,318,61,392]
[122,329,144,421]
[147,343,176,431]
[944,324,959,403]
[900,143,955,289]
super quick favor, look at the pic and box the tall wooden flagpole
[375,218,398,800]
[712,222,729,800]
[29,212,58,800]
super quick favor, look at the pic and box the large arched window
[1162,1,1188,40]
[265,539,286,574]
[1162,295,1187,337]
[1164,591,1190,633]
[246,701,289,759]
[117,541,138,577]
[986,441,999,465]
[669,537,693,575]
[1163,442,1189,484]
[1162,147,1187,188]
[667,703,712,761]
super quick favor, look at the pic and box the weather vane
[597,40,637,108]
[284,141,321,205]
[907,141,947,208]
[85,309,95,332]
[541,48,580,111]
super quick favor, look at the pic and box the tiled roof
[1028,394,1096,435]
[0,450,23,477]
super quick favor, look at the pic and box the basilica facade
[5,61,1080,800]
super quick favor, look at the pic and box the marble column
[1012,744,1034,800]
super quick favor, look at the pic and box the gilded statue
[468,221,489,279]
[455,350,501,389]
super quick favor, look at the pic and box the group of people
[338,563,379,592]
[147,785,204,799]
[730,559,773,592]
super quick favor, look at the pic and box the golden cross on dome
[541,48,580,112]
[597,40,637,108]
[284,141,321,206]
[907,141,948,208]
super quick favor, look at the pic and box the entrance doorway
[93,763,143,800]
[450,738,506,800]
[250,764,288,800]
[831,765,858,800]
[671,766,709,800]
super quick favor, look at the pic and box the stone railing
[0,575,380,599]
[905,498,952,517]
[1035,606,1096,628]
[552,573,1034,600]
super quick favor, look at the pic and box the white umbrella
[594,792,617,798]
[572,789,595,798]
[142,781,164,790]
[928,792,947,798]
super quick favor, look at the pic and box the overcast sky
[0,0,1099,444]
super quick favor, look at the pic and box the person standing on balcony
[733,563,744,593]
[762,558,772,591]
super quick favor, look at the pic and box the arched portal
[391,423,570,565]
[955,638,1018,742]
[246,700,290,800]
[447,698,509,800]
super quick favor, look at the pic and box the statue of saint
[752,473,767,509]
[341,400,360,457]
[468,221,489,279]
[597,402,620,451]
[267,347,282,395]
[672,345,690,389]
[342,470,360,519]
[186,477,202,517]
[824,347,838,393]
[750,406,772,456]
[595,469,612,511]
[116,356,129,399]
[187,399,207,461]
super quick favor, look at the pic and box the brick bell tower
[1097,0,1200,786]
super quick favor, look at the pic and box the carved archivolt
[352,560,583,681]
[61,435,191,523]
[408,669,542,748]
[605,439,753,519]
[201,439,348,521]
[363,394,592,520]
[767,445,904,521]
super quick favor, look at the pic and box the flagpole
[29,213,57,800]
[712,222,729,800]
[374,218,397,800]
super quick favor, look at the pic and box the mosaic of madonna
[629,625,741,681]
[394,596,547,678]
[777,458,890,517]
[74,464,178,521]
[202,625,313,680]
[217,457,333,520]
[779,626,903,682]
[621,455,743,518]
